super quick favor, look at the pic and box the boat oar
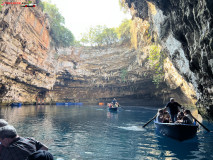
[191,114,210,132]
[143,114,157,128]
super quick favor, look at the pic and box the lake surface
[0,105,213,160]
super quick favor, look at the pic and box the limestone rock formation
[125,0,213,117]
[52,46,193,106]
[0,2,56,104]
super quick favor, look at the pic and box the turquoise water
[0,105,213,160]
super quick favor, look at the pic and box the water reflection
[107,111,118,119]
[156,135,199,159]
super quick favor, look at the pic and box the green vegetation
[120,68,128,82]
[81,25,117,46]
[80,19,131,47]
[116,19,131,43]
[148,45,166,88]
[80,25,118,47]
[40,1,74,48]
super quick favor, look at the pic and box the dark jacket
[112,100,117,105]
[1,137,44,160]
[166,102,181,114]
[183,116,193,124]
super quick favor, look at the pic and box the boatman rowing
[112,98,117,106]
[164,98,183,123]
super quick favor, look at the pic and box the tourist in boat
[0,125,49,160]
[27,150,54,160]
[175,111,185,123]
[108,103,112,108]
[177,111,184,120]
[164,98,182,123]
[183,110,193,124]
[163,111,171,123]
[115,102,120,107]
[156,109,164,122]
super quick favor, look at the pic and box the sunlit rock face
[0,3,56,104]
[125,0,213,117]
[164,57,197,105]
[51,46,193,106]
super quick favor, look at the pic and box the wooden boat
[108,107,118,112]
[154,120,198,141]
[107,103,119,112]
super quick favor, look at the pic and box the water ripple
[118,125,145,131]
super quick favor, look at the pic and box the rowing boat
[108,107,118,112]
[107,103,119,112]
[154,120,198,141]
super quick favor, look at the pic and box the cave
[0,0,212,119]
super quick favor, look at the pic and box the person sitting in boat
[177,111,184,119]
[162,111,171,123]
[175,112,185,123]
[156,109,164,122]
[108,103,112,108]
[115,102,119,107]
[164,98,182,123]
[182,110,193,124]
[0,125,49,160]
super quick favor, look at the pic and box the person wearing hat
[27,150,54,160]
[165,98,182,123]
[0,125,48,160]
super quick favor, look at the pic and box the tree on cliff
[40,1,74,48]
[80,25,118,47]
[79,19,131,47]
[116,19,131,44]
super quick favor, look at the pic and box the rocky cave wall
[52,46,194,106]
[125,0,213,116]
[0,1,56,104]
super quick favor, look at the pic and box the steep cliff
[125,0,213,117]
[0,1,56,104]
